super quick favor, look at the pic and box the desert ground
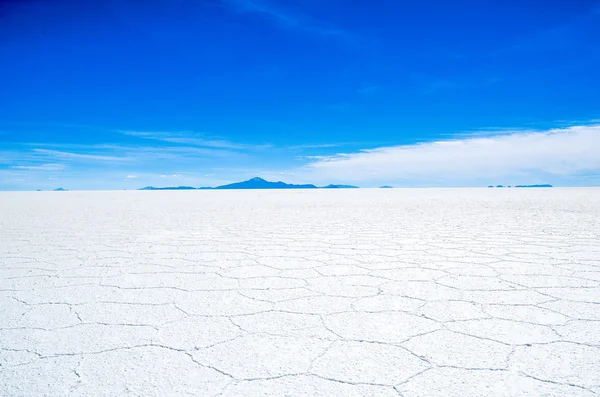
[1,188,599,396]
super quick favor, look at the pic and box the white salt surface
[1,188,599,396]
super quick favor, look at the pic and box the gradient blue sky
[1,0,599,189]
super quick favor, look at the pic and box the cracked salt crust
[1,188,599,396]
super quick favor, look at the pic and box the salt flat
[1,188,599,396]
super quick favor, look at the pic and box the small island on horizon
[488,184,553,188]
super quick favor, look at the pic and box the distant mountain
[54,187,67,191]
[380,185,393,189]
[139,177,361,190]
[139,186,197,190]
[215,177,317,190]
[322,184,359,189]
[515,184,553,188]
[487,184,552,188]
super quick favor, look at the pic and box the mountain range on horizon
[487,184,553,188]
[139,177,361,191]
[46,180,555,191]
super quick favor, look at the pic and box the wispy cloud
[6,123,600,189]
[487,8,600,59]
[445,127,533,139]
[223,0,298,25]
[10,163,66,171]
[120,130,352,152]
[118,130,270,151]
[421,79,463,94]
[297,125,600,186]
[287,143,346,150]
[357,85,383,97]
[32,149,128,162]
[417,75,502,95]
[25,142,248,163]
[219,0,353,40]
[156,173,185,179]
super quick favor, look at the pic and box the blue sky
[1,0,599,189]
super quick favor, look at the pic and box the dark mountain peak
[215,177,317,190]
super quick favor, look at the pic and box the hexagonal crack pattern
[1,188,599,396]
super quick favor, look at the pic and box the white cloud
[298,125,600,185]
[156,173,183,179]
[125,174,138,179]
[10,163,66,171]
